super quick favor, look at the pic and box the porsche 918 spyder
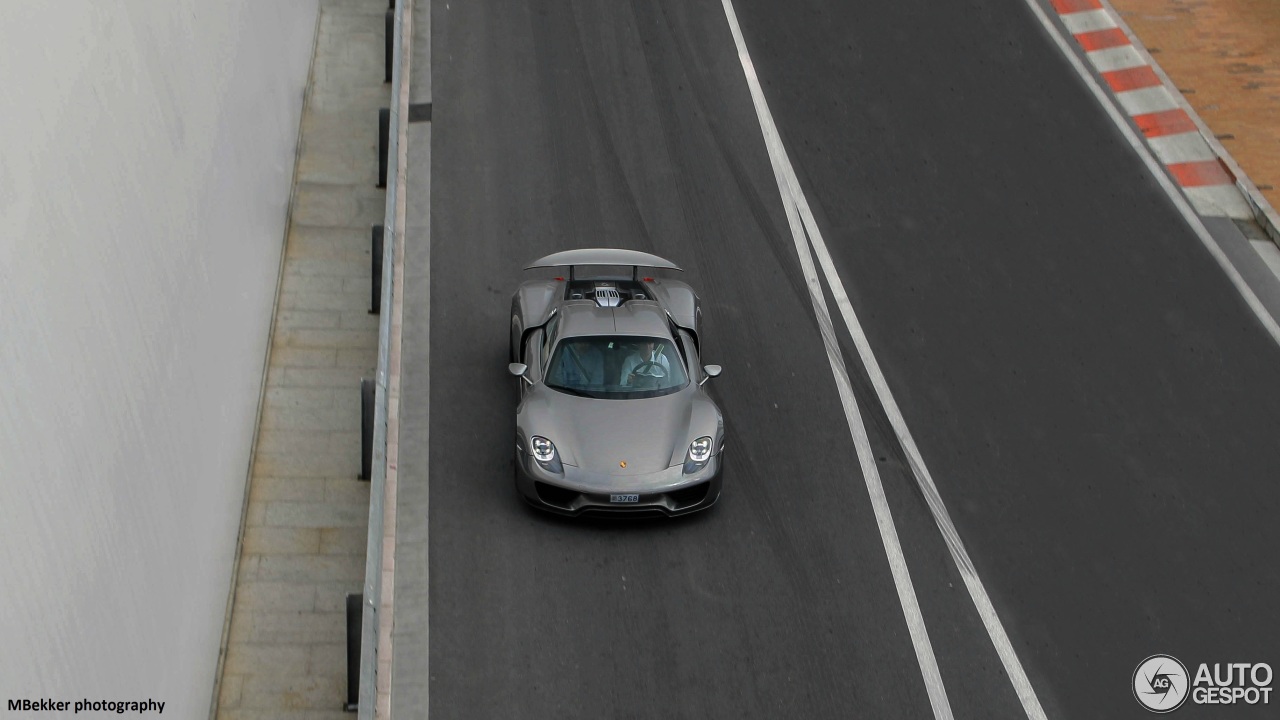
[508,249,724,516]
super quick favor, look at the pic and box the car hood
[518,386,721,475]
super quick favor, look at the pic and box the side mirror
[699,364,722,386]
[509,363,533,386]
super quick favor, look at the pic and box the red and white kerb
[1050,0,1254,219]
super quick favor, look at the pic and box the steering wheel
[631,360,667,379]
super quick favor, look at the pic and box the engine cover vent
[593,286,622,308]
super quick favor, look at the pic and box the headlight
[530,436,556,463]
[683,436,713,474]
[688,437,713,463]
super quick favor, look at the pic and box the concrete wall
[0,1,318,713]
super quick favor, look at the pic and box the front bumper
[514,450,722,517]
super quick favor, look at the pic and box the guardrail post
[344,593,362,711]
[384,10,394,83]
[370,225,384,315]
[360,379,374,481]
[377,107,390,188]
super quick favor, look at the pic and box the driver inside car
[620,340,671,387]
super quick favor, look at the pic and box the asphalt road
[418,0,1280,717]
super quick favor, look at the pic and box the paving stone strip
[214,0,387,717]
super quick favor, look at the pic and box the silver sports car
[508,249,725,517]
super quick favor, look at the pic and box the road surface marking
[718,1,1051,718]
[721,0,961,716]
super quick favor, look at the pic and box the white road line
[718,2,954,718]
[719,1,1051,718]
[1022,0,1280,346]
[790,158,1052,720]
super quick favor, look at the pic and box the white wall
[0,1,318,714]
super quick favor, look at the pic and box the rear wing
[525,248,682,280]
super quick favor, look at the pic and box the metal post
[371,225,384,315]
[344,593,362,711]
[384,10,393,83]
[377,108,390,188]
[360,379,374,481]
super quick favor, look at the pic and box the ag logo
[1134,654,1190,713]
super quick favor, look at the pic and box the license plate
[610,494,640,503]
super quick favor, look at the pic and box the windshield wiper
[545,383,598,399]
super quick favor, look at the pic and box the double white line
[718,2,1048,718]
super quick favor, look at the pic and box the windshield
[544,335,688,399]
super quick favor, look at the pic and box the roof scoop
[593,285,622,308]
